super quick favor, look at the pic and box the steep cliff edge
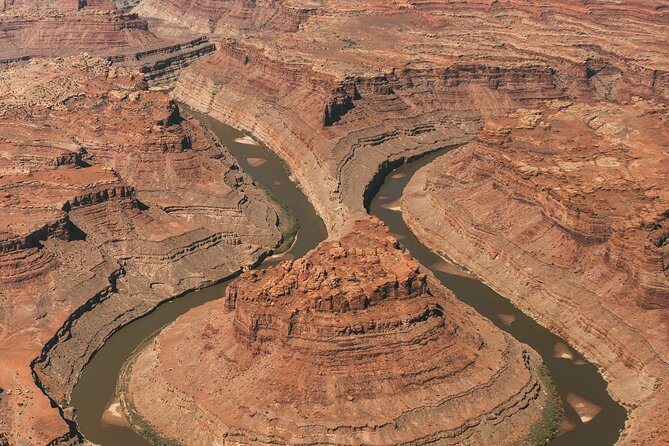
[403,102,669,445]
[174,41,563,236]
[120,218,558,445]
[0,56,280,445]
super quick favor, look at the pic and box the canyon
[403,102,669,445]
[0,0,667,445]
[120,218,557,445]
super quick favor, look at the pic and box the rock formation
[124,2,669,443]
[403,102,669,445]
[0,0,667,445]
[0,55,280,445]
[0,1,215,86]
[120,218,557,445]
[132,0,669,235]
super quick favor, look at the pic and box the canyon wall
[132,1,669,444]
[120,218,559,445]
[0,3,214,86]
[161,0,668,235]
[403,102,669,445]
[173,41,564,235]
[0,56,281,445]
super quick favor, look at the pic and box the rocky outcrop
[0,12,157,58]
[120,218,558,445]
[0,56,280,445]
[134,0,316,34]
[107,36,216,86]
[403,102,669,445]
[1,0,113,11]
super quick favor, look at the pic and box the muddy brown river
[369,150,627,446]
[71,116,626,445]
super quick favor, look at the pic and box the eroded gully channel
[70,116,625,446]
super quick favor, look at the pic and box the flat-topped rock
[120,218,558,445]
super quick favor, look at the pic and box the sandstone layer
[403,102,669,445]
[0,1,214,86]
[120,218,557,445]
[0,56,280,445]
[132,0,669,236]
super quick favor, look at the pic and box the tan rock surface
[0,1,215,86]
[403,101,669,445]
[0,56,280,445]
[121,218,556,445]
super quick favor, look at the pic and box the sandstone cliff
[0,56,280,445]
[0,2,215,86]
[120,218,558,445]
[403,102,669,445]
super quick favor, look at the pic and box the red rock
[120,218,556,445]
[403,100,669,445]
[0,55,281,445]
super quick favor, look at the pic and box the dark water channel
[369,150,627,446]
[71,115,625,446]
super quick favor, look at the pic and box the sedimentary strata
[0,1,215,86]
[120,218,556,445]
[0,56,280,445]
[131,0,669,236]
[123,2,669,443]
[1,0,667,444]
[403,102,669,445]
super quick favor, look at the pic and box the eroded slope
[120,218,557,445]
[403,101,669,445]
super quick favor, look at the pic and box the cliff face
[0,56,280,445]
[174,42,563,235]
[403,101,669,445]
[134,0,315,34]
[120,218,556,445]
[157,0,669,235]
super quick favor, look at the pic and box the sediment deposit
[403,102,669,445]
[0,56,280,445]
[120,218,556,445]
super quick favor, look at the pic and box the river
[69,111,327,446]
[71,115,625,446]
